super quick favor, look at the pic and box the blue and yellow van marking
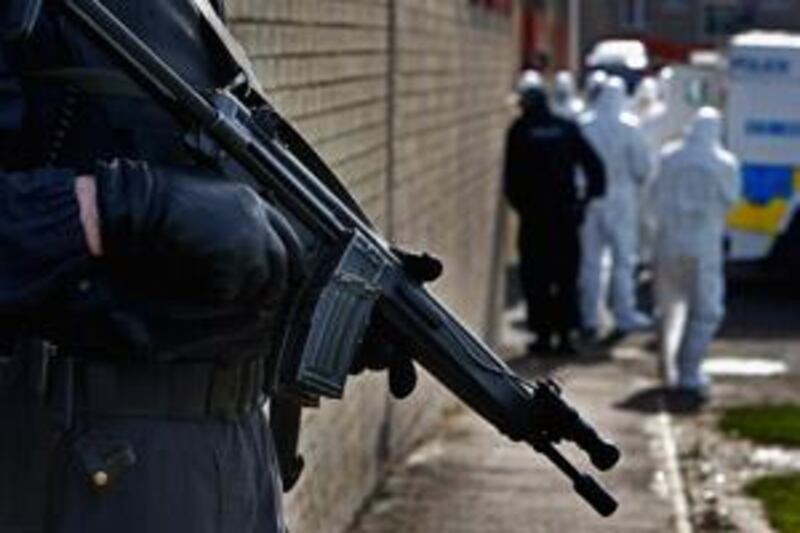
[727,164,798,234]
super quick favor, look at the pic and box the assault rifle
[61,0,621,516]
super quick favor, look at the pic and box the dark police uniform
[504,96,605,352]
[0,1,289,531]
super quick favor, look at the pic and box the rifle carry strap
[189,0,265,95]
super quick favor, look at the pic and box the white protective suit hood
[554,71,575,100]
[637,78,660,105]
[594,77,627,119]
[685,107,722,150]
[584,70,609,109]
[551,71,584,119]
[634,77,670,150]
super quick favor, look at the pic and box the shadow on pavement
[722,279,800,341]
[506,348,614,378]
[614,386,705,416]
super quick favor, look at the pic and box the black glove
[55,159,303,360]
[351,249,443,399]
[353,322,418,399]
[96,159,292,306]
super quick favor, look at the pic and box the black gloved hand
[391,248,443,284]
[351,248,443,399]
[352,316,418,399]
[96,159,294,306]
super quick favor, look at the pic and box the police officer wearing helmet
[504,70,606,355]
[0,1,415,531]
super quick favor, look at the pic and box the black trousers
[0,363,285,533]
[518,219,581,342]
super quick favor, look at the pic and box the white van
[726,31,800,270]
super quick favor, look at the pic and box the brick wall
[228,1,516,531]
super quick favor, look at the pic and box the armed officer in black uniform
[504,71,606,356]
[0,1,305,532]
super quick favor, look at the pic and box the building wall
[227,1,517,532]
[580,0,800,58]
[704,0,800,41]
[754,2,800,32]
[648,1,704,45]
[520,0,571,71]
[579,0,621,59]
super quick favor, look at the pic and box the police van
[726,31,800,272]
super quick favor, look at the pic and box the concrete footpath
[347,323,689,532]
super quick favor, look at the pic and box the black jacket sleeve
[502,120,525,212]
[0,45,90,311]
[0,169,90,310]
[573,126,606,199]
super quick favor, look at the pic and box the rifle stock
[62,0,621,516]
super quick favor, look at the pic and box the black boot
[556,331,580,356]
[527,335,552,356]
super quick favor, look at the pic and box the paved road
[675,279,800,532]
[348,329,682,533]
[718,279,800,371]
[347,278,800,533]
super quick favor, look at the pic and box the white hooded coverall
[580,78,654,332]
[650,108,740,392]
[633,77,670,266]
[633,77,670,150]
[551,70,585,120]
[583,70,609,114]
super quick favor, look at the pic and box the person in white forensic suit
[551,70,585,120]
[633,77,670,150]
[632,77,670,266]
[583,70,608,114]
[579,77,654,338]
[573,71,609,209]
[650,107,740,399]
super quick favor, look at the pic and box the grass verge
[745,474,800,533]
[719,404,800,447]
